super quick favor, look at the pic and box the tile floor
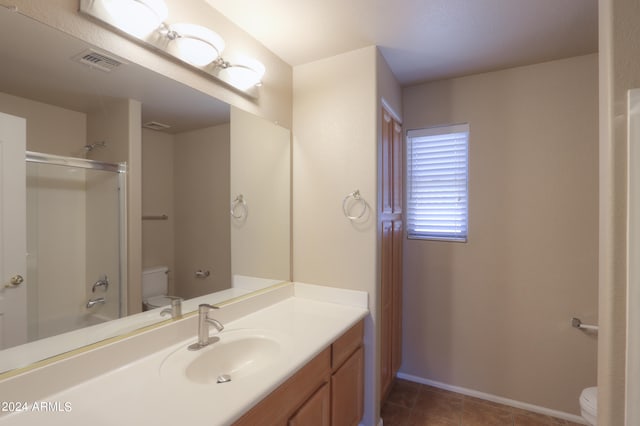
[381,379,585,426]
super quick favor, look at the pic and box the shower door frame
[25,151,128,319]
[627,89,640,426]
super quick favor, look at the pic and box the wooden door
[379,107,403,400]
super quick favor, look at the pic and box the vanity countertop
[0,283,368,426]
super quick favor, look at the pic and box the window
[406,123,469,241]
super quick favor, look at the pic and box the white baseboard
[396,372,587,425]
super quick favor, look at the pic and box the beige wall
[0,91,86,156]
[87,98,142,314]
[142,124,231,300]
[174,124,231,299]
[598,0,640,424]
[141,129,175,294]
[0,0,293,128]
[230,107,290,281]
[377,51,403,122]
[293,46,379,425]
[401,54,599,415]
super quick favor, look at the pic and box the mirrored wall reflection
[26,157,125,343]
[0,6,291,374]
[142,121,232,301]
[142,106,291,303]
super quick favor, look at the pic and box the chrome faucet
[160,298,182,319]
[91,275,109,292]
[86,297,106,308]
[188,304,224,351]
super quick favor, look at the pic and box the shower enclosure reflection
[25,152,126,342]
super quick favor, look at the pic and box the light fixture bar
[79,0,265,97]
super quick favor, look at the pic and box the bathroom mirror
[0,7,290,373]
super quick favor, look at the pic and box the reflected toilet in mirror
[142,266,178,311]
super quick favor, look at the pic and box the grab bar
[571,317,598,331]
[142,215,168,220]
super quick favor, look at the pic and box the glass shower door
[26,156,125,341]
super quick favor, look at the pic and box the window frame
[405,123,469,242]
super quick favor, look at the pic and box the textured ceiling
[205,0,598,85]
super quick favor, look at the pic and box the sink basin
[160,328,290,385]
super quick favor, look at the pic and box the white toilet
[142,266,175,310]
[579,386,597,425]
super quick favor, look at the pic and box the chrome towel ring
[230,194,247,219]
[343,189,367,220]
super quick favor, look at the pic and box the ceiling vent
[72,49,124,72]
[143,121,172,131]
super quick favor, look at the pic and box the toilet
[142,266,175,310]
[579,386,597,425]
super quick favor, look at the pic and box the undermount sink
[159,328,290,385]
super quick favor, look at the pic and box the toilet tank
[142,266,168,299]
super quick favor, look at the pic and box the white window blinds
[406,124,469,241]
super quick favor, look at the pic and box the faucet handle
[199,304,223,331]
[199,303,219,311]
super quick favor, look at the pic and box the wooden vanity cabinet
[289,382,331,426]
[233,320,364,426]
[330,321,364,426]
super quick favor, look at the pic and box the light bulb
[102,0,168,38]
[168,23,225,67]
[218,55,265,90]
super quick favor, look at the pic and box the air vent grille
[143,121,172,131]
[72,49,124,72]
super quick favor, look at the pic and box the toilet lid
[580,386,597,414]
[145,296,174,308]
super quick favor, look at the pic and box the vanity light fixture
[101,0,168,38]
[79,0,266,96]
[165,23,225,67]
[216,55,266,90]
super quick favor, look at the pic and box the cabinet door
[380,220,393,399]
[391,219,403,374]
[289,382,330,426]
[234,348,331,426]
[331,346,364,426]
[379,106,403,402]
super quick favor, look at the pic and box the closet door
[379,108,403,401]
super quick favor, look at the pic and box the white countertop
[0,275,280,374]
[0,284,368,426]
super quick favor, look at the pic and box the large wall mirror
[0,7,290,374]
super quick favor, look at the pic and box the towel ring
[230,194,247,219]
[342,190,367,220]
